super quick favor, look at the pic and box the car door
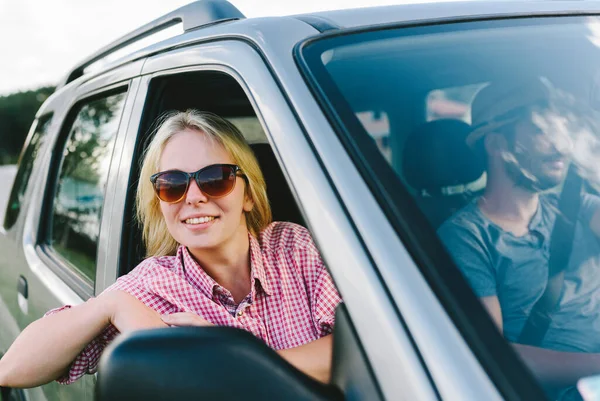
[0,64,142,401]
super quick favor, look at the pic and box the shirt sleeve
[311,267,342,336]
[43,306,120,385]
[291,225,343,337]
[437,219,496,298]
[44,259,175,385]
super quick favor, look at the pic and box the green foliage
[0,86,55,165]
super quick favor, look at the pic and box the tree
[0,86,55,164]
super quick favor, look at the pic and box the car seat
[251,143,305,227]
[402,119,485,228]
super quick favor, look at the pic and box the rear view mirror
[96,326,343,401]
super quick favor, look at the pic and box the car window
[49,92,126,283]
[301,16,600,399]
[356,111,390,163]
[3,114,53,229]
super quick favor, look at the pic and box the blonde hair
[136,110,272,257]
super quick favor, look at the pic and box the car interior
[401,118,485,228]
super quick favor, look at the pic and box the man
[438,78,600,398]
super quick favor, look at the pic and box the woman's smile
[182,215,219,231]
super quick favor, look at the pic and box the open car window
[300,16,600,399]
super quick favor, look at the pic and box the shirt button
[237,310,244,317]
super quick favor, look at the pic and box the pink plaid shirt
[46,222,342,384]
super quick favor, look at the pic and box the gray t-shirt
[438,194,600,352]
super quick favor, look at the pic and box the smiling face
[158,128,254,253]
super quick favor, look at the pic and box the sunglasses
[150,164,246,203]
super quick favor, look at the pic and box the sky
[0,0,451,96]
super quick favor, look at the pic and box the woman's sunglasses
[150,164,246,203]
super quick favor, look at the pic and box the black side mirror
[96,326,344,401]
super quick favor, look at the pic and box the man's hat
[467,77,553,148]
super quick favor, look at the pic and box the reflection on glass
[51,92,126,282]
[356,111,390,162]
[4,115,52,229]
[426,84,486,123]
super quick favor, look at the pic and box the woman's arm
[0,290,166,388]
[277,335,333,383]
[164,312,334,383]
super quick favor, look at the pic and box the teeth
[185,216,215,225]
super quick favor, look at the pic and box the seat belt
[518,166,583,346]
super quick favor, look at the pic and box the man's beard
[502,150,565,192]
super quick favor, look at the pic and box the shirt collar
[178,235,273,299]
[473,196,550,239]
[528,199,543,231]
[179,246,219,299]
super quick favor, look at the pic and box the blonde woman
[0,110,342,388]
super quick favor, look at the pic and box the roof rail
[57,0,245,89]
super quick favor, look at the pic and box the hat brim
[466,115,521,148]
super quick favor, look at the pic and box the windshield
[301,16,600,400]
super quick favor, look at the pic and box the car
[3,0,600,400]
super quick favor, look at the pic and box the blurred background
[1,0,459,166]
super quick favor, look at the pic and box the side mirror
[96,326,343,401]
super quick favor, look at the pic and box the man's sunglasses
[150,164,246,203]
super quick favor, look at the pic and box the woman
[0,110,342,388]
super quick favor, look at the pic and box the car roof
[299,1,600,29]
[55,0,600,93]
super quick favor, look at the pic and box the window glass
[50,92,126,282]
[426,84,486,123]
[302,17,600,399]
[357,111,390,163]
[4,115,52,229]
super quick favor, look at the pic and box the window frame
[3,114,53,231]
[38,85,129,299]
[291,16,573,400]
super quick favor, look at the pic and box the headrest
[402,119,485,195]
[250,143,305,226]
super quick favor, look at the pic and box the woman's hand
[100,290,167,334]
[161,312,213,327]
